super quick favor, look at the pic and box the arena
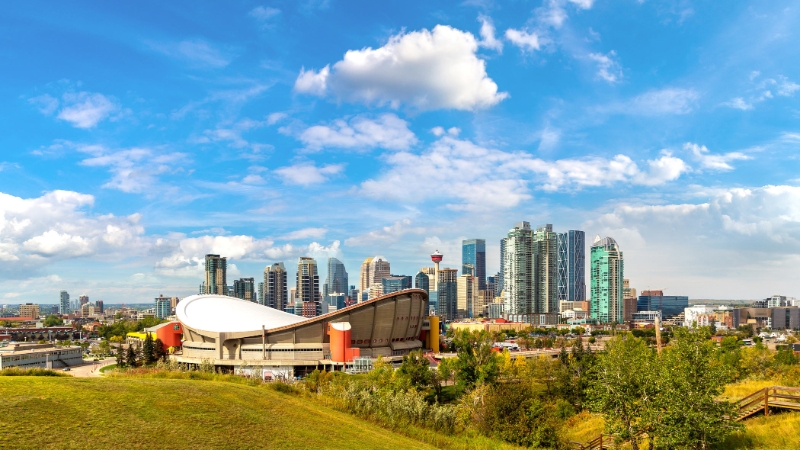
[175,289,431,378]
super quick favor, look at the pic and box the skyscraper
[462,239,486,290]
[415,271,430,294]
[590,235,624,323]
[324,258,348,298]
[154,295,171,319]
[95,300,104,314]
[204,254,227,295]
[233,278,256,302]
[437,268,458,321]
[382,275,412,294]
[264,263,288,311]
[296,257,320,306]
[499,239,506,294]
[557,230,586,302]
[503,222,533,316]
[359,256,390,300]
[59,290,69,315]
[359,257,373,295]
[457,274,478,319]
[79,294,89,306]
[533,224,559,314]
[257,282,264,305]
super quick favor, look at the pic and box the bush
[0,367,69,377]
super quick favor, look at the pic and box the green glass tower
[590,235,624,323]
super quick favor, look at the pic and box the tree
[154,338,167,362]
[126,344,138,367]
[116,344,125,367]
[651,328,739,449]
[588,335,657,450]
[397,350,433,390]
[452,330,500,392]
[143,332,156,365]
[43,315,64,327]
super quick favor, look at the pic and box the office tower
[503,222,533,316]
[324,258,348,298]
[95,300,104,314]
[204,254,227,295]
[533,224,559,314]
[557,230,586,302]
[59,290,70,315]
[369,256,390,289]
[19,303,39,319]
[296,257,320,306]
[264,263,288,311]
[79,294,89,306]
[437,268,458,321]
[326,293,346,311]
[462,239,486,290]
[154,295,171,319]
[257,282,264,305]
[637,291,689,318]
[382,275,412,295]
[499,239,506,294]
[415,271,430,294]
[590,235,624,323]
[233,278,256,302]
[457,274,478,319]
[475,290,494,317]
[359,257,373,294]
[348,286,359,304]
[623,279,637,299]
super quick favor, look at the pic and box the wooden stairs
[573,386,800,449]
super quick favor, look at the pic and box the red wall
[156,322,183,348]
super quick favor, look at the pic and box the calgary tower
[430,250,442,292]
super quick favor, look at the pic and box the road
[67,357,116,378]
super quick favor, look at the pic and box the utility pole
[655,315,663,356]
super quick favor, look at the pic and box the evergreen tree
[154,338,167,362]
[125,344,138,367]
[115,344,125,367]
[143,332,155,365]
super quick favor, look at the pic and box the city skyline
[2,1,800,304]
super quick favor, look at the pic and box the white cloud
[45,92,120,129]
[684,142,750,171]
[76,145,188,194]
[279,228,328,240]
[274,162,344,185]
[294,65,329,96]
[568,0,595,8]
[505,28,541,52]
[588,51,622,83]
[249,6,281,21]
[722,97,753,110]
[293,25,508,111]
[344,219,425,247]
[477,15,503,52]
[0,190,145,270]
[147,38,234,68]
[431,126,446,137]
[266,112,288,125]
[298,113,417,151]
[618,88,699,115]
[776,76,800,97]
[359,137,690,210]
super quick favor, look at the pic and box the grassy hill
[0,377,514,450]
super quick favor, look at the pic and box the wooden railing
[574,386,800,449]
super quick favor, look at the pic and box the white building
[0,343,82,370]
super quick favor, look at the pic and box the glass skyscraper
[461,239,486,290]
[296,257,320,305]
[503,222,533,316]
[533,225,558,314]
[557,230,586,302]
[382,275,412,294]
[590,236,624,323]
[59,290,70,315]
[233,278,256,302]
[415,271,429,294]
[323,258,348,298]
[264,262,288,311]
[204,254,227,295]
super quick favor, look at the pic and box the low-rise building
[18,303,40,320]
[0,343,82,369]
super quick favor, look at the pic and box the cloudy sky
[2,0,799,304]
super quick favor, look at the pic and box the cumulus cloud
[28,94,60,115]
[274,162,344,185]
[723,74,799,111]
[298,114,417,151]
[684,142,750,171]
[293,25,508,110]
[29,91,121,129]
[345,219,426,247]
[359,137,690,210]
[588,51,622,83]
[0,190,145,271]
[505,29,541,52]
[478,15,503,52]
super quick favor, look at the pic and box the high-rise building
[95,300,104,314]
[359,257,373,295]
[204,254,227,295]
[462,239,486,290]
[475,290,494,318]
[324,258,348,298]
[622,279,637,321]
[19,303,39,319]
[415,271,430,294]
[557,230,586,303]
[348,286,359,304]
[637,291,689,318]
[456,274,478,319]
[296,257,320,309]
[154,295,171,319]
[499,239,506,294]
[369,256,390,290]
[533,224,559,314]
[79,294,89,306]
[503,222,533,316]
[233,278,256,302]
[59,291,69,315]
[437,268,458,321]
[264,263,288,311]
[382,275,412,295]
[257,282,264,305]
[590,235,624,323]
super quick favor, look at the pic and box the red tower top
[430,250,443,263]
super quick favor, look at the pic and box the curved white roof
[176,294,308,333]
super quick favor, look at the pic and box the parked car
[62,367,71,372]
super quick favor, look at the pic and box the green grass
[0,376,517,450]
[718,412,800,449]
[98,364,116,373]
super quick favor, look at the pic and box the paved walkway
[67,357,116,378]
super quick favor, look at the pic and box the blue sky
[1,0,799,304]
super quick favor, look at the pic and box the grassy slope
[0,377,443,450]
